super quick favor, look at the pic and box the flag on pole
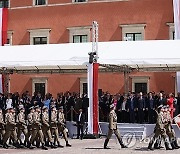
[173,0,180,92]
[88,63,99,135]
[0,8,8,93]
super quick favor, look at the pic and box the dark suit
[76,112,85,139]
[147,97,155,124]
[0,96,5,110]
[137,97,145,124]
[127,96,137,123]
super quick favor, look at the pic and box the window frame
[33,37,48,45]
[33,0,48,6]
[120,24,146,41]
[72,0,88,3]
[73,35,88,43]
[0,0,9,8]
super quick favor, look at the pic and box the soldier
[3,108,20,149]
[148,105,172,150]
[28,105,48,150]
[50,106,63,148]
[0,108,5,145]
[163,106,180,149]
[104,104,127,149]
[57,106,71,147]
[42,106,57,148]
[17,107,29,147]
[27,106,34,145]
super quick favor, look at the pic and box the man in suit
[0,93,5,110]
[104,104,127,149]
[127,92,137,123]
[137,92,145,124]
[147,92,155,124]
[76,108,85,140]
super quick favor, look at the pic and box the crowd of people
[0,90,180,124]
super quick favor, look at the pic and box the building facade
[0,0,176,96]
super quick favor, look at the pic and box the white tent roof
[1,40,180,71]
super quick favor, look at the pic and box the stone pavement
[0,138,180,154]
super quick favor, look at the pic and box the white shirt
[6,99,13,109]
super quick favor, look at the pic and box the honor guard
[104,104,127,149]
[148,105,172,150]
[42,106,57,148]
[3,108,20,149]
[50,106,63,148]
[17,107,29,147]
[57,106,71,147]
[29,105,48,150]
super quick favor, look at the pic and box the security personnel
[3,108,20,149]
[17,107,29,147]
[42,106,57,148]
[29,105,48,150]
[148,105,172,150]
[57,106,71,147]
[50,106,63,148]
[104,104,127,149]
[0,108,5,145]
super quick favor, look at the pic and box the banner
[173,0,180,39]
[87,63,99,135]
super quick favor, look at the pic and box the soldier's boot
[66,141,72,147]
[15,142,21,149]
[0,138,3,145]
[164,141,173,150]
[104,139,110,149]
[173,138,180,149]
[118,138,127,148]
[3,143,9,149]
[45,141,50,147]
[36,141,40,148]
[50,142,57,149]
[154,139,161,149]
[27,143,35,149]
[57,141,64,148]
[41,143,48,150]
[148,140,154,150]
[171,142,178,149]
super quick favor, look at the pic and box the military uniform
[27,109,34,140]
[104,104,126,149]
[58,108,71,147]
[148,106,172,150]
[0,110,5,144]
[50,107,63,147]
[42,107,57,148]
[3,109,19,148]
[17,108,29,146]
[29,106,47,150]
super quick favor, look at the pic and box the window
[73,35,88,43]
[32,77,48,97]
[34,0,46,5]
[166,23,174,40]
[131,76,149,93]
[120,24,146,41]
[80,78,87,96]
[33,37,47,45]
[125,33,142,41]
[67,26,91,43]
[6,30,13,45]
[28,29,51,45]
[73,0,87,2]
[0,0,9,8]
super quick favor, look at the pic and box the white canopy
[1,40,180,71]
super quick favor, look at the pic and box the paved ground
[0,138,180,154]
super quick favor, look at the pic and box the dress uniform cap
[19,107,25,110]
[42,106,48,110]
[157,105,163,109]
[51,105,56,110]
[29,106,34,110]
[34,105,40,109]
[58,106,63,110]
[110,103,115,109]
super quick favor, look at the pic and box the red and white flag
[0,8,8,93]
[87,63,99,135]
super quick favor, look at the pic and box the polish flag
[0,8,8,93]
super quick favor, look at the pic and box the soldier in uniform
[148,105,172,150]
[57,106,71,147]
[3,108,20,149]
[42,106,57,148]
[0,108,5,145]
[163,106,180,149]
[28,105,48,150]
[27,106,34,145]
[50,106,63,148]
[17,107,29,147]
[104,104,127,149]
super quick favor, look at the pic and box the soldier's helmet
[157,105,163,113]
[42,106,48,111]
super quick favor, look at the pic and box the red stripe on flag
[93,63,99,135]
[2,8,8,46]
